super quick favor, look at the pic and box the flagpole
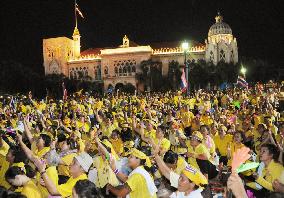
[74,0,78,28]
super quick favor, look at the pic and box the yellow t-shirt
[93,156,119,188]
[0,155,10,189]
[22,180,43,198]
[0,139,10,156]
[174,156,187,175]
[213,134,233,157]
[180,111,194,128]
[33,145,50,158]
[247,160,284,191]
[126,169,157,198]
[187,143,212,169]
[153,138,171,153]
[100,123,116,137]
[110,138,124,156]
[58,173,87,198]
[58,153,77,177]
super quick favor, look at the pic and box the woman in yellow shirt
[187,131,218,180]
[213,125,232,166]
[56,134,78,184]
[227,132,246,166]
[5,166,42,198]
[163,150,188,174]
[246,144,284,196]
[107,148,157,198]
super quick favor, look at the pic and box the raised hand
[231,147,251,173]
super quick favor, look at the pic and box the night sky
[1,0,283,73]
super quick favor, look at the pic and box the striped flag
[62,82,68,101]
[76,3,84,18]
[181,68,188,92]
[237,76,248,88]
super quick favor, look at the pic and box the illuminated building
[43,12,238,91]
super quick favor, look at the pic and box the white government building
[43,12,238,91]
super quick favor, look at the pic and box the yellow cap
[182,165,208,187]
[128,148,152,167]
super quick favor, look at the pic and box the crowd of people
[0,83,284,198]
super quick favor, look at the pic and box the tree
[136,59,163,91]
[168,60,182,90]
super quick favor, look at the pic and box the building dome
[208,13,232,37]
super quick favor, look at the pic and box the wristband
[114,169,119,175]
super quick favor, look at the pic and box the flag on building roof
[181,68,188,93]
[76,3,84,18]
[236,76,248,88]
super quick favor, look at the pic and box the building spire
[215,11,223,23]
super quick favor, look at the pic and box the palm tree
[136,59,162,91]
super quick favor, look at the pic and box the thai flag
[181,69,188,92]
[237,76,248,88]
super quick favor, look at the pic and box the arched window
[127,65,131,73]
[119,67,122,75]
[123,66,127,74]
[210,51,214,62]
[104,66,108,75]
[230,50,234,61]
[115,67,118,74]
[132,66,136,73]
[220,49,225,61]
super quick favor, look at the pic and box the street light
[182,41,189,95]
[240,66,247,78]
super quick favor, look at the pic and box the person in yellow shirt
[186,131,218,179]
[5,166,42,198]
[0,145,28,189]
[33,152,93,198]
[153,144,208,198]
[200,125,215,157]
[227,132,246,166]
[163,150,188,174]
[110,130,124,156]
[56,133,78,184]
[213,125,232,165]
[107,148,157,198]
[246,144,284,196]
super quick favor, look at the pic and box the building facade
[43,13,238,91]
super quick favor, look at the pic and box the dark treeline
[0,57,281,99]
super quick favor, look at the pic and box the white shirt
[169,171,203,198]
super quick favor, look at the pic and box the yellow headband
[130,148,152,167]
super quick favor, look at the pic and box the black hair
[74,179,99,198]
[121,129,133,142]
[57,133,67,143]
[5,166,24,181]
[39,134,51,147]
[5,165,35,182]
[261,143,280,161]
[8,146,27,164]
[163,151,178,165]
